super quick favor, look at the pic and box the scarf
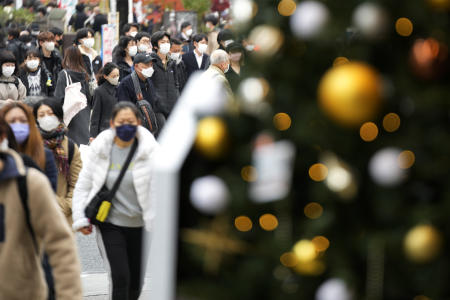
[42,124,70,182]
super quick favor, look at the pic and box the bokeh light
[396,17,413,37]
[359,122,379,142]
[259,214,279,231]
[232,0,256,24]
[293,240,317,263]
[239,77,265,103]
[398,150,415,169]
[383,113,401,132]
[304,202,323,219]
[414,295,431,300]
[312,236,330,252]
[333,56,349,67]
[280,252,298,267]
[278,0,297,16]
[273,113,292,131]
[309,163,328,181]
[249,25,284,57]
[241,165,257,182]
[235,216,253,232]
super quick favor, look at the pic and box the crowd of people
[0,7,250,300]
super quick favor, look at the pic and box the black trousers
[98,223,144,300]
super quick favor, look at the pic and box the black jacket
[182,50,210,79]
[69,12,88,31]
[17,64,54,97]
[82,54,102,76]
[90,81,117,138]
[39,48,63,88]
[117,71,158,107]
[54,69,91,145]
[150,53,180,117]
[93,13,108,33]
[6,39,27,65]
[113,56,133,81]
[173,59,188,93]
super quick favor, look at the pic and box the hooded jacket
[0,149,82,300]
[72,126,159,231]
[150,52,180,117]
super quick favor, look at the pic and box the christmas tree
[175,0,450,299]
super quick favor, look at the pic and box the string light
[398,150,415,169]
[396,17,413,37]
[359,122,379,142]
[383,113,401,132]
[273,113,292,131]
[333,56,349,67]
[309,163,328,181]
[241,166,257,182]
[259,214,279,231]
[312,236,330,252]
[280,252,298,267]
[235,216,253,232]
[278,0,297,16]
[304,202,323,219]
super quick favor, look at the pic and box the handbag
[84,139,138,225]
[62,70,87,126]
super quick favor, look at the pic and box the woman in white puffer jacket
[72,102,158,300]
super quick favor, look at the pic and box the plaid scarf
[42,124,70,182]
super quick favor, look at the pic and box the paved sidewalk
[82,272,151,299]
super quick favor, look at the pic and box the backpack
[17,173,55,300]
[131,72,160,135]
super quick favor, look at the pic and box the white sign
[101,24,118,65]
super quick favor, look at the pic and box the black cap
[133,53,156,65]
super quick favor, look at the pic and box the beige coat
[0,149,82,300]
[54,136,83,225]
[0,74,27,102]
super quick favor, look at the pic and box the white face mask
[138,44,149,53]
[83,38,95,48]
[159,42,171,55]
[141,67,154,78]
[2,66,15,77]
[129,31,137,38]
[224,40,234,47]
[26,59,40,70]
[38,115,60,132]
[45,41,55,52]
[128,45,138,57]
[0,138,8,151]
[170,52,180,61]
[107,76,119,86]
[198,43,208,54]
[185,28,193,37]
[245,44,255,51]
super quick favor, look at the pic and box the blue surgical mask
[10,123,30,144]
[115,124,137,142]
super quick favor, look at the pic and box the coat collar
[90,126,158,161]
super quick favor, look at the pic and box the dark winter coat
[54,69,91,145]
[6,38,27,64]
[82,54,102,76]
[149,53,180,117]
[90,81,117,138]
[182,50,210,79]
[18,64,54,97]
[172,59,188,93]
[39,48,63,88]
[113,56,133,81]
[69,11,88,31]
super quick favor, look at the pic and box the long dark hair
[62,46,89,79]
[96,62,119,86]
[33,97,64,122]
[114,36,134,60]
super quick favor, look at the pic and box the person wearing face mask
[117,53,165,134]
[176,21,193,44]
[217,29,234,51]
[170,38,187,93]
[0,116,82,300]
[72,102,158,300]
[90,63,120,138]
[0,102,58,191]
[76,28,103,77]
[225,42,245,89]
[37,31,62,87]
[49,27,64,51]
[202,49,233,104]
[182,33,211,80]
[136,32,152,54]
[33,98,83,225]
[18,49,54,100]
[113,36,137,81]
[0,50,27,105]
[150,31,180,117]
[6,28,27,65]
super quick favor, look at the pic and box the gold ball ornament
[404,225,443,263]
[195,117,229,159]
[318,62,383,127]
